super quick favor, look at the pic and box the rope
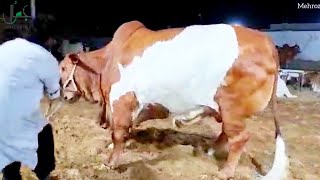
[45,100,64,122]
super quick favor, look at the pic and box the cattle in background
[59,21,288,179]
[276,44,303,90]
[303,71,320,92]
[276,43,301,68]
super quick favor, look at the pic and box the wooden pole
[31,0,36,23]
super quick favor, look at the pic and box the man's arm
[37,49,61,100]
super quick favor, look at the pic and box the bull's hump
[120,28,184,66]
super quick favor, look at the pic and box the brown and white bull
[59,21,288,179]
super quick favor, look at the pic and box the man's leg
[2,162,22,180]
[33,124,55,180]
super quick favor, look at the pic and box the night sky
[2,0,320,37]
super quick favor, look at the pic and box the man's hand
[45,97,64,123]
[47,114,55,123]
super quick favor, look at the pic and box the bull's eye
[61,67,66,71]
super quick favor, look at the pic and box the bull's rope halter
[49,54,80,122]
[62,62,78,93]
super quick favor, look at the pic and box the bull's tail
[261,42,289,180]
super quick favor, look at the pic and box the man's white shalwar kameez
[0,38,60,170]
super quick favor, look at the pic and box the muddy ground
[3,88,320,180]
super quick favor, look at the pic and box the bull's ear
[283,44,289,48]
[293,44,301,53]
[68,53,79,64]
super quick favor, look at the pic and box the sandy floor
[3,88,320,180]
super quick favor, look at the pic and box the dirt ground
[3,88,320,180]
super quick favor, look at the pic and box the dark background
[1,0,320,36]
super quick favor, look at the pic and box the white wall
[265,31,320,61]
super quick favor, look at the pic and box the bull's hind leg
[215,107,250,179]
[107,92,137,167]
[214,71,274,179]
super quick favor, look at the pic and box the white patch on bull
[261,135,289,180]
[109,24,239,116]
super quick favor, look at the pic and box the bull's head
[59,53,82,103]
[59,52,103,103]
[284,44,301,59]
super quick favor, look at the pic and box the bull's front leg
[107,91,138,167]
[98,102,109,129]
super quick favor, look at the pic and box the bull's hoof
[103,161,117,170]
[100,122,109,129]
[217,166,235,180]
[104,156,119,170]
[98,120,110,129]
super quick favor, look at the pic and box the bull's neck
[100,58,122,97]
[79,56,107,103]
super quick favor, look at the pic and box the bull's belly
[109,23,239,114]
[134,74,221,114]
[139,91,216,114]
